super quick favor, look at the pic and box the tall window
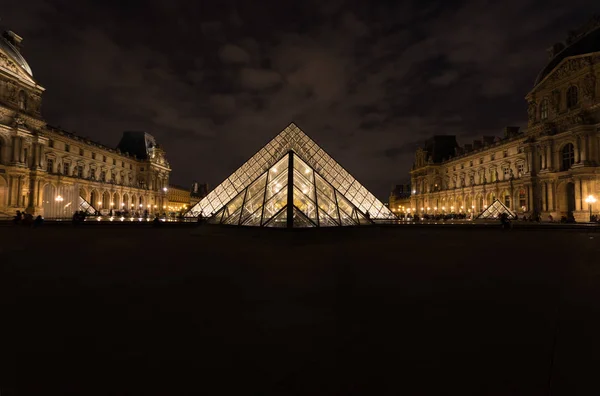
[101,170,106,182]
[90,169,96,179]
[519,189,527,209]
[517,163,524,176]
[63,162,69,175]
[540,99,549,120]
[567,86,578,108]
[504,194,511,208]
[46,158,54,173]
[77,165,84,178]
[561,143,575,170]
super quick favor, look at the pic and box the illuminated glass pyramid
[476,199,516,220]
[186,123,395,227]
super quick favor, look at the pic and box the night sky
[3,1,593,200]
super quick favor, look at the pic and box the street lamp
[55,195,64,202]
[585,195,596,222]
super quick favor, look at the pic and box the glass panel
[240,188,266,223]
[355,209,372,225]
[318,210,339,227]
[293,169,316,202]
[336,191,355,217]
[293,155,314,183]
[241,208,262,226]
[293,186,318,223]
[208,207,225,224]
[265,207,287,228]
[314,173,335,202]
[292,207,316,228]
[316,189,339,220]
[261,188,288,224]
[223,206,243,225]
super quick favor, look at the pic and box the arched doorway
[112,192,119,210]
[501,190,511,208]
[90,190,99,211]
[79,187,88,201]
[122,193,129,210]
[102,191,110,209]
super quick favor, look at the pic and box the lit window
[540,99,549,120]
[567,86,578,108]
[517,163,524,176]
[561,143,575,170]
[519,189,527,209]
[503,167,510,176]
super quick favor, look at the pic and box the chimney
[464,143,473,152]
[3,31,23,52]
[482,136,495,146]
[473,140,482,149]
[504,126,520,138]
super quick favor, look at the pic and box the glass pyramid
[187,123,395,227]
[476,199,516,220]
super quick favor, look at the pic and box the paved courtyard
[1,224,599,395]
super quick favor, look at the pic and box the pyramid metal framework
[186,123,395,227]
[476,199,516,220]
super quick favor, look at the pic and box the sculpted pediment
[0,48,37,86]
[532,53,600,93]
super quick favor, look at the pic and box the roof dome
[0,31,33,77]
[534,17,600,87]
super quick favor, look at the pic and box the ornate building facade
[0,30,171,218]
[410,17,600,222]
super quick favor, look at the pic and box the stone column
[19,138,25,163]
[541,182,547,211]
[575,178,582,211]
[546,144,552,170]
[548,181,555,211]
[11,136,19,163]
[580,134,587,163]
[575,137,581,164]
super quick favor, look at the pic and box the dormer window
[567,86,578,108]
[540,98,549,120]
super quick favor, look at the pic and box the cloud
[239,68,282,90]
[218,44,250,64]
[430,70,459,86]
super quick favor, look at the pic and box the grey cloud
[239,68,282,90]
[430,70,459,86]
[218,44,251,64]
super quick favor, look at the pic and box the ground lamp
[585,195,596,222]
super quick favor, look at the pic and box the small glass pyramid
[187,123,395,227]
[476,199,516,220]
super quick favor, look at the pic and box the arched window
[18,90,27,110]
[540,99,549,120]
[519,189,527,209]
[561,143,575,171]
[567,86,578,108]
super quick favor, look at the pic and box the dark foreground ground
[1,224,600,395]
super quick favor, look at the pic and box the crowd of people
[11,210,44,227]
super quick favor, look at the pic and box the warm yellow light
[121,202,125,206]
[420,207,424,211]
[110,202,114,206]
[163,205,166,209]
[471,205,475,209]
[585,195,597,204]
[434,207,438,210]
[98,201,102,206]
[427,207,430,211]
[147,204,151,208]
[460,206,464,209]
[55,195,64,202]
[450,206,454,210]
[442,206,445,210]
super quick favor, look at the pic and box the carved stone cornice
[547,56,596,84]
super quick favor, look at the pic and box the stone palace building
[0,30,171,218]
[410,17,600,222]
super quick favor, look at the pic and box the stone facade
[0,30,171,218]
[410,19,600,222]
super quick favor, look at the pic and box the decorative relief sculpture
[582,73,596,99]
[549,57,592,83]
